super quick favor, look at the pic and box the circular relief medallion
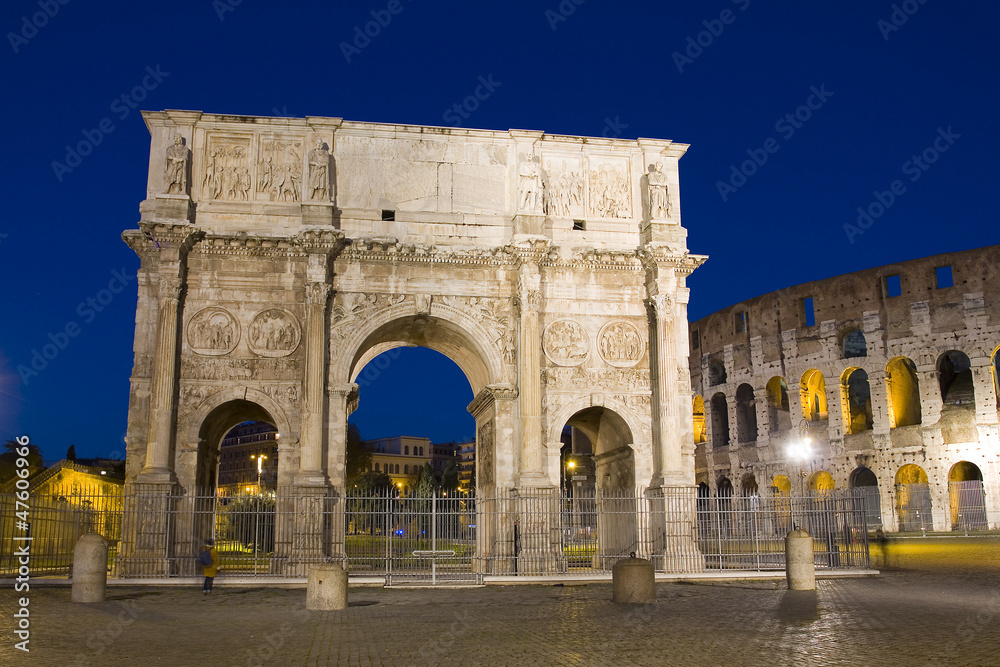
[598,320,645,368]
[187,307,240,356]
[248,308,301,357]
[542,319,590,367]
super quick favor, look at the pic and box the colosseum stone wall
[689,245,1000,532]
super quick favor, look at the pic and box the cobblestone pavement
[3,567,1000,666]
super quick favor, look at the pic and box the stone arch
[886,357,921,428]
[741,473,758,496]
[735,383,758,443]
[895,464,932,532]
[840,367,873,434]
[800,370,828,422]
[948,461,987,530]
[692,395,706,444]
[849,466,881,528]
[771,474,791,495]
[561,405,637,493]
[708,357,727,386]
[842,328,867,358]
[807,470,835,492]
[717,476,733,496]
[710,392,730,449]
[333,304,504,395]
[186,387,293,493]
[937,350,976,442]
[765,376,790,432]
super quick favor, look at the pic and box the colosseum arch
[840,367,874,435]
[121,110,706,576]
[800,369,828,422]
[886,357,921,428]
[735,383,758,443]
[765,376,791,433]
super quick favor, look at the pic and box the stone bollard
[71,533,108,603]
[307,563,348,611]
[785,529,816,591]
[612,555,656,604]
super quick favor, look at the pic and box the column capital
[305,282,332,306]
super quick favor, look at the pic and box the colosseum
[689,245,1000,533]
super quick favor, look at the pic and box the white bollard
[307,563,348,610]
[785,529,816,591]
[71,533,108,603]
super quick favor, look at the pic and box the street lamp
[249,453,267,569]
[788,420,813,530]
[250,453,267,493]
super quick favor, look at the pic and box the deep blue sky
[1,0,997,459]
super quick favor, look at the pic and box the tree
[344,423,371,485]
[0,438,45,484]
[441,458,459,494]
[66,444,77,462]
[347,470,394,535]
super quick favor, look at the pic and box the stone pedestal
[72,534,108,603]
[307,563,348,610]
[154,194,192,223]
[785,529,816,590]
[302,202,335,226]
[612,556,656,603]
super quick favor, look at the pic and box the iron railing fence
[0,486,874,580]
[949,480,988,532]
[895,483,933,533]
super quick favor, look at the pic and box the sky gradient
[1,0,997,458]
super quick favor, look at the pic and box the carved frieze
[542,319,590,367]
[542,159,584,218]
[257,137,302,202]
[588,161,631,219]
[203,136,252,201]
[543,366,650,392]
[439,295,515,365]
[187,307,240,356]
[330,293,408,346]
[179,356,298,381]
[248,309,301,357]
[597,320,645,368]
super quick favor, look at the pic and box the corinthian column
[297,281,331,486]
[514,242,548,485]
[649,292,684,485]
[139,272,183,483]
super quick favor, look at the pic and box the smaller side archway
[841,368,874,434]
[808,470,835,492]
[770,475,791,496]
[948,461,987,530]
[710,393,730,449]
[886,357,921,428]
[895,464,932,532]
[800,370,828,422]
[735,384,758,443]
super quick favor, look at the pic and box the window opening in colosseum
[948,461,987,530]
[895,464,932,532]
[938,350,974,404]
[766,377,791,432]
[710,393,730,448]
[842,329,867,358]
[849,467,882,528]
[709,359,727,386]
[691,329,700,350]
[770,475,791,495]
[692,396,706,443]
[741,474,758,496]
[886,357,922,427]
[800,370,828,422]
[843,369,874,434]
[935,265,953,289]
[807,470,835,492]
[801,297,815,327]
[736,384,758,443]
[884,274,902,298]
[734,311,748,334]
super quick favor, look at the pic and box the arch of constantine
[690,246,1000,532]
[119,110,706,576]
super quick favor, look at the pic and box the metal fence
[0,486,872,581]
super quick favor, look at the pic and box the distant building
[364,436,432,493]
[430,441,462,485]
[217,422,279,494]
[457,441,476,492]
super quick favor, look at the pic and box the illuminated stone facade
[120,110,704,574]
[690,246,1000,532]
